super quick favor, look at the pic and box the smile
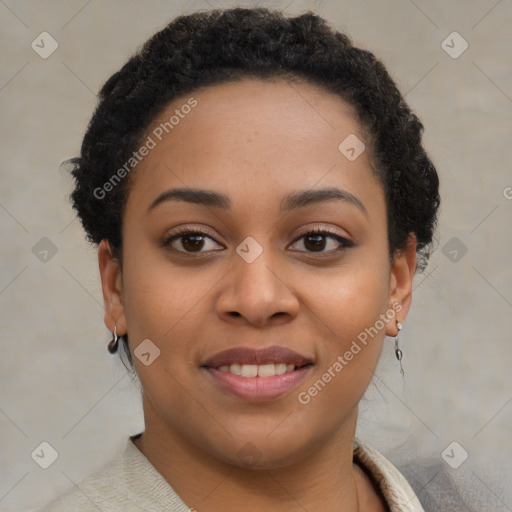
[217,362,297,377]
[202,345,314,401]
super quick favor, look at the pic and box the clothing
[38,436,425,511]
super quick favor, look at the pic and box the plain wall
[0,0,511,510]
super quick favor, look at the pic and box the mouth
[215,362,305,377]
[201,345,314,401]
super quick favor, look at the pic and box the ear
[98,240,127,336]
[385,233,417,337]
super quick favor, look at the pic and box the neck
[133,394,364,512]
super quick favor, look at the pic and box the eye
[289,228,353,253]
[162,226,352,255]
[162,228,224,253]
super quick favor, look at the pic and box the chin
[204,431,314,471]
[223,445,305,471]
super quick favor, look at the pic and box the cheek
[120,255,213,405]
[122,256,217,346]
[300,259,391,399]
[307,259,390,340]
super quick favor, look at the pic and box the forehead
[126,78,382,216]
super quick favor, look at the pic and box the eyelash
[161,226,353,256]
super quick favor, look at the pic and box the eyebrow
[147,186,367,217]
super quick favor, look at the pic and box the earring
[107,325,119,354]
[395,320,404,377]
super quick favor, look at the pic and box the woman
[40,7,441,511]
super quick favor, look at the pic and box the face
[100,78,415,469]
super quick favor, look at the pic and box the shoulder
[393,456,481,512]
[36,439,191,512]
[354,438,426,511]
[354,439,478,512]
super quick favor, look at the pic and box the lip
[202,345,313,368]
[202,345,314,402]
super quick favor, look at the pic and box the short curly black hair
[70,8,440,355]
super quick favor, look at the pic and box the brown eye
[290,229,352,253]
[162,228,224,253]
[303,234,327,252]
[180,234,206,252]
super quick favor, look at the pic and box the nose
[215,244,300,327]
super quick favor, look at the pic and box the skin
[98,78,417,511]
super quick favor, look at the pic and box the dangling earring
[395,320,404,377]
[107,325,119,354]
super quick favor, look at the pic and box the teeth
[217,363,297,377]
[241,364,258,377]
[275,363,287,375]
[230,363,242,375]
[257,363,275,377]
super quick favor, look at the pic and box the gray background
[1,0,511,510]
